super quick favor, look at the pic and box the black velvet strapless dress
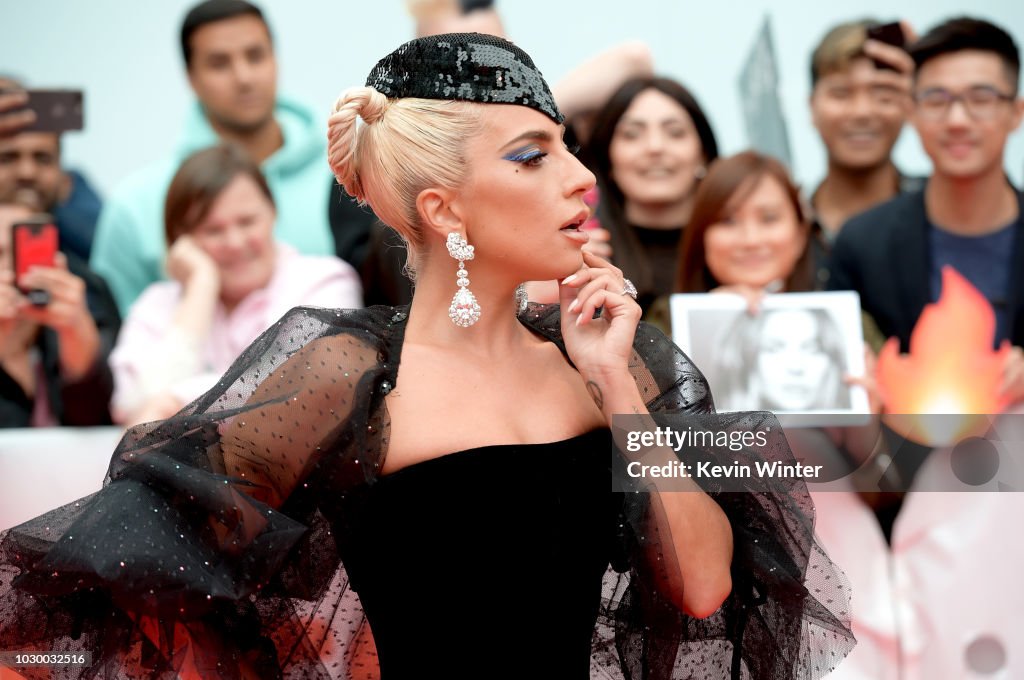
[0,306,857,679]
[341,428,622,679]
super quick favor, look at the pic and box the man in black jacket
[828,16,1024,403]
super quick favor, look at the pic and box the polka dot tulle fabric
[0,304,854,678]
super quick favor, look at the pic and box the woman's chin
[221,269,274,298]
[506,249,584,292]
[539,253,585,281]
[219,282,263,306]
[735,274,782,290]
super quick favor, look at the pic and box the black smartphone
[10,90,85,133]
[866,23,907,72]
[11,217,59,306]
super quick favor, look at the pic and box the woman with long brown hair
[677,150,814,296]
[587,76,719,312]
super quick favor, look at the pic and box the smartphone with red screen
[11,218,59,306]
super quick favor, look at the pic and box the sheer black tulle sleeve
[0,306,397,679]
[603,318,856,680]
[519,305,855,678]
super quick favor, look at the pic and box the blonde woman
[0,35,854,679]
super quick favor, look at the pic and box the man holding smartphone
[806,19,924,287]
[0,203,120,427]
[0,79,104,263]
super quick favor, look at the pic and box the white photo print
[670,291,869,426]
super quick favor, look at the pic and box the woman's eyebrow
[500,125,566,150]
[501,130,552,149]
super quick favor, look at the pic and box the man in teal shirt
[91,0,337,313]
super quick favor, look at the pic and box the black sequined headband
[365,33,564,124]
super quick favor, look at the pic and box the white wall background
[2,0,1022,196]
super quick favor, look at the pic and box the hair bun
[332,86,389,125]
[327,87,389,201]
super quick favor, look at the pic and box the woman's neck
[624,196,693,228]
[404,265,535,361]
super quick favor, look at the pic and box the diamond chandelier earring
[447,232,481,327]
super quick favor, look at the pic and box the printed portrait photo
[670,291,870,426]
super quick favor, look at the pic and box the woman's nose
[566,156,596,198]
[221,226,247,252]
[737,221,762,245]
[643,129,667,153]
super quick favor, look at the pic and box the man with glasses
[829,17,1024,403]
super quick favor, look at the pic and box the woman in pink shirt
[110,144,362,425]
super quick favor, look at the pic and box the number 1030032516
[0,651,92,667]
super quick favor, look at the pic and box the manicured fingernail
[562,274,577,284]
[568,298,580,313]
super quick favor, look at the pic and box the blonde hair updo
[327,86,482,276]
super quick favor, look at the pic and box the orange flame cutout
[876,266,1010,445]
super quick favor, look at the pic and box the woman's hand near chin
[519,227,614,306]
[560,253,735,617]
[166,235,221,347]
[558,251,641,385]
[166,235,220,291]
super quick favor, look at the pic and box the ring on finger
[622,278,638,301]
